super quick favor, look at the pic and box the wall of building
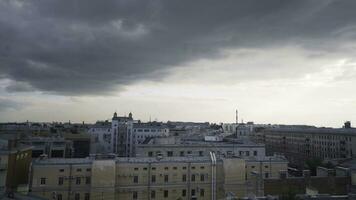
[264,176,351,196]
[30,156,288,200]
[30,160,92,200]
[135,144,266,159]
[250,128,356,168]
[7,148,32,192]
[0,154,8,193]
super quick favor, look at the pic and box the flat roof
[32,155,287,165]
[262,127,356,136]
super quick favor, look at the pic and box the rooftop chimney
[344,121,351,129]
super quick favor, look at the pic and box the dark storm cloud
[0,0,356,95]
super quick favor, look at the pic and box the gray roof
[262,127,356,136]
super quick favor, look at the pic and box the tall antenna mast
[236,109,238,124]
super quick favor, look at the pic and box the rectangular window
[40,178,46,185]
[74,193,80,200]
[133,191,138,199]
[57,194,62,200]
[151,175,156,183]
[133,176,138,183]
[59,169,64,172]
[200,174,205,182]
[182,189,186,197]
[76,177,81,185]
[253,151,257,156]
[151,190,156,199]
[246,151,250,156]
[84,193,90,200]
[191,189,196,196]
[164,190,168,198]
[164,175,169,182]
[199,151,204,156]
[167,151,173,157]
[58,177,64,185]
[86,177,91,184]
[200,189,205,197]
[191,174,195,182]
[134,167,139,171]
[182,174,187,182]
[148,152,153,157]
[86,168,91,172]
[180,151,184,156]
[76,168,82,172]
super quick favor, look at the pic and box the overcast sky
[1,0,356,127]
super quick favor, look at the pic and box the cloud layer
[1,0,356,95]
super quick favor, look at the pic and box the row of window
[131,165,205,172]
[133,189,204,199]
[40,177,91,185]
[148,150,258,157]
[58,168,91,172]
[16,152,29,160]
[134,129,168,133]
[133,173,207,183]
[55,193,90,200]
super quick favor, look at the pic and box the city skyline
[1,1,356,127]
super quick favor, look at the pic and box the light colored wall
[30,157,287,200]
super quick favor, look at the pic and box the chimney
[344,121,351,129]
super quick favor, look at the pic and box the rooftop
[262,127,356,136]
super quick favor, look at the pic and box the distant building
[20,137,73,158]
[133,121,169,144]
[88,121,112,154]
[135,138,266,158]
[250,123,356,168]
[89,112,171,156]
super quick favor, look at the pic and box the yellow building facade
[30,155,287,200]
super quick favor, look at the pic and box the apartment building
[250,123,356,167]
[88,121,112,154]
[135,140,266,159]
[132,122,169,144]
[30,154,288,200]
[89,112,170,156]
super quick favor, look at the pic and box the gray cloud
[5,81,35,92]
[0,98,26,112]
[1,0,356,95]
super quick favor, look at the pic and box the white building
[133,122,170,144]
[88,112,171,157]
[88,121,112,154]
